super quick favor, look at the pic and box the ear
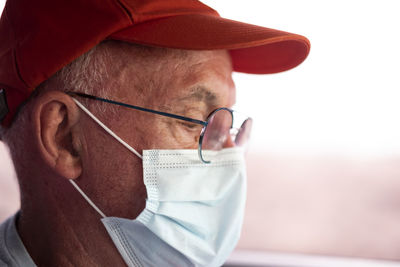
[32,91,82,179]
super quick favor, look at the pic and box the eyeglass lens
[201,109,252,162]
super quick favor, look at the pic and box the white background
[203,0,400,156]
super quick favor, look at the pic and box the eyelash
[180,122,202,131]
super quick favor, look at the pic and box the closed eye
[179,121,203,131]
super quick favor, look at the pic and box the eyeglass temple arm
[67,92,207,126]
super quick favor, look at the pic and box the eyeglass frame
[67,92,249,163]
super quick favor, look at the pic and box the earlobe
[32,91,82,179]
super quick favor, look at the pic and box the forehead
[105,42,235,110]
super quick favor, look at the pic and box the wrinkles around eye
[168,120,202,148]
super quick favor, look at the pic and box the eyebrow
[176,86,218,106]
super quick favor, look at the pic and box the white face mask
[70,98,247,267]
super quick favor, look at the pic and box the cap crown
[0,0,217,125]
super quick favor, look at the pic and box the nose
[223,132,235,148]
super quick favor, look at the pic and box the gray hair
[1,41,191,164]
[1,41,118,159]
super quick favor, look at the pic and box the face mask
[70,98,247,267]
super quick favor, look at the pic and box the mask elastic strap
[69,179,106,218]
[71,97,143,160]
[69,98,143,218]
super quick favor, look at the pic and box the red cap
[0,0,310,127]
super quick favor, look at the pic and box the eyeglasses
[68,92,252,163]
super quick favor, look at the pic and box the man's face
[76,44,235,219]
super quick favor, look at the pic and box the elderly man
[0,0,309,266]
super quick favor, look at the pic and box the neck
[17,177,127,267]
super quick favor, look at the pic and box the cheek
[129,117,171,150]
[80,122,146,218]
[137,120,200,150]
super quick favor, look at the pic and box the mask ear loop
[69,179,107,218]
[68,98,143,218]
[71,97,143,159]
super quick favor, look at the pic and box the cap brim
[110,14,310,74]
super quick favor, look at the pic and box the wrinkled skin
[16,42,235,266]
